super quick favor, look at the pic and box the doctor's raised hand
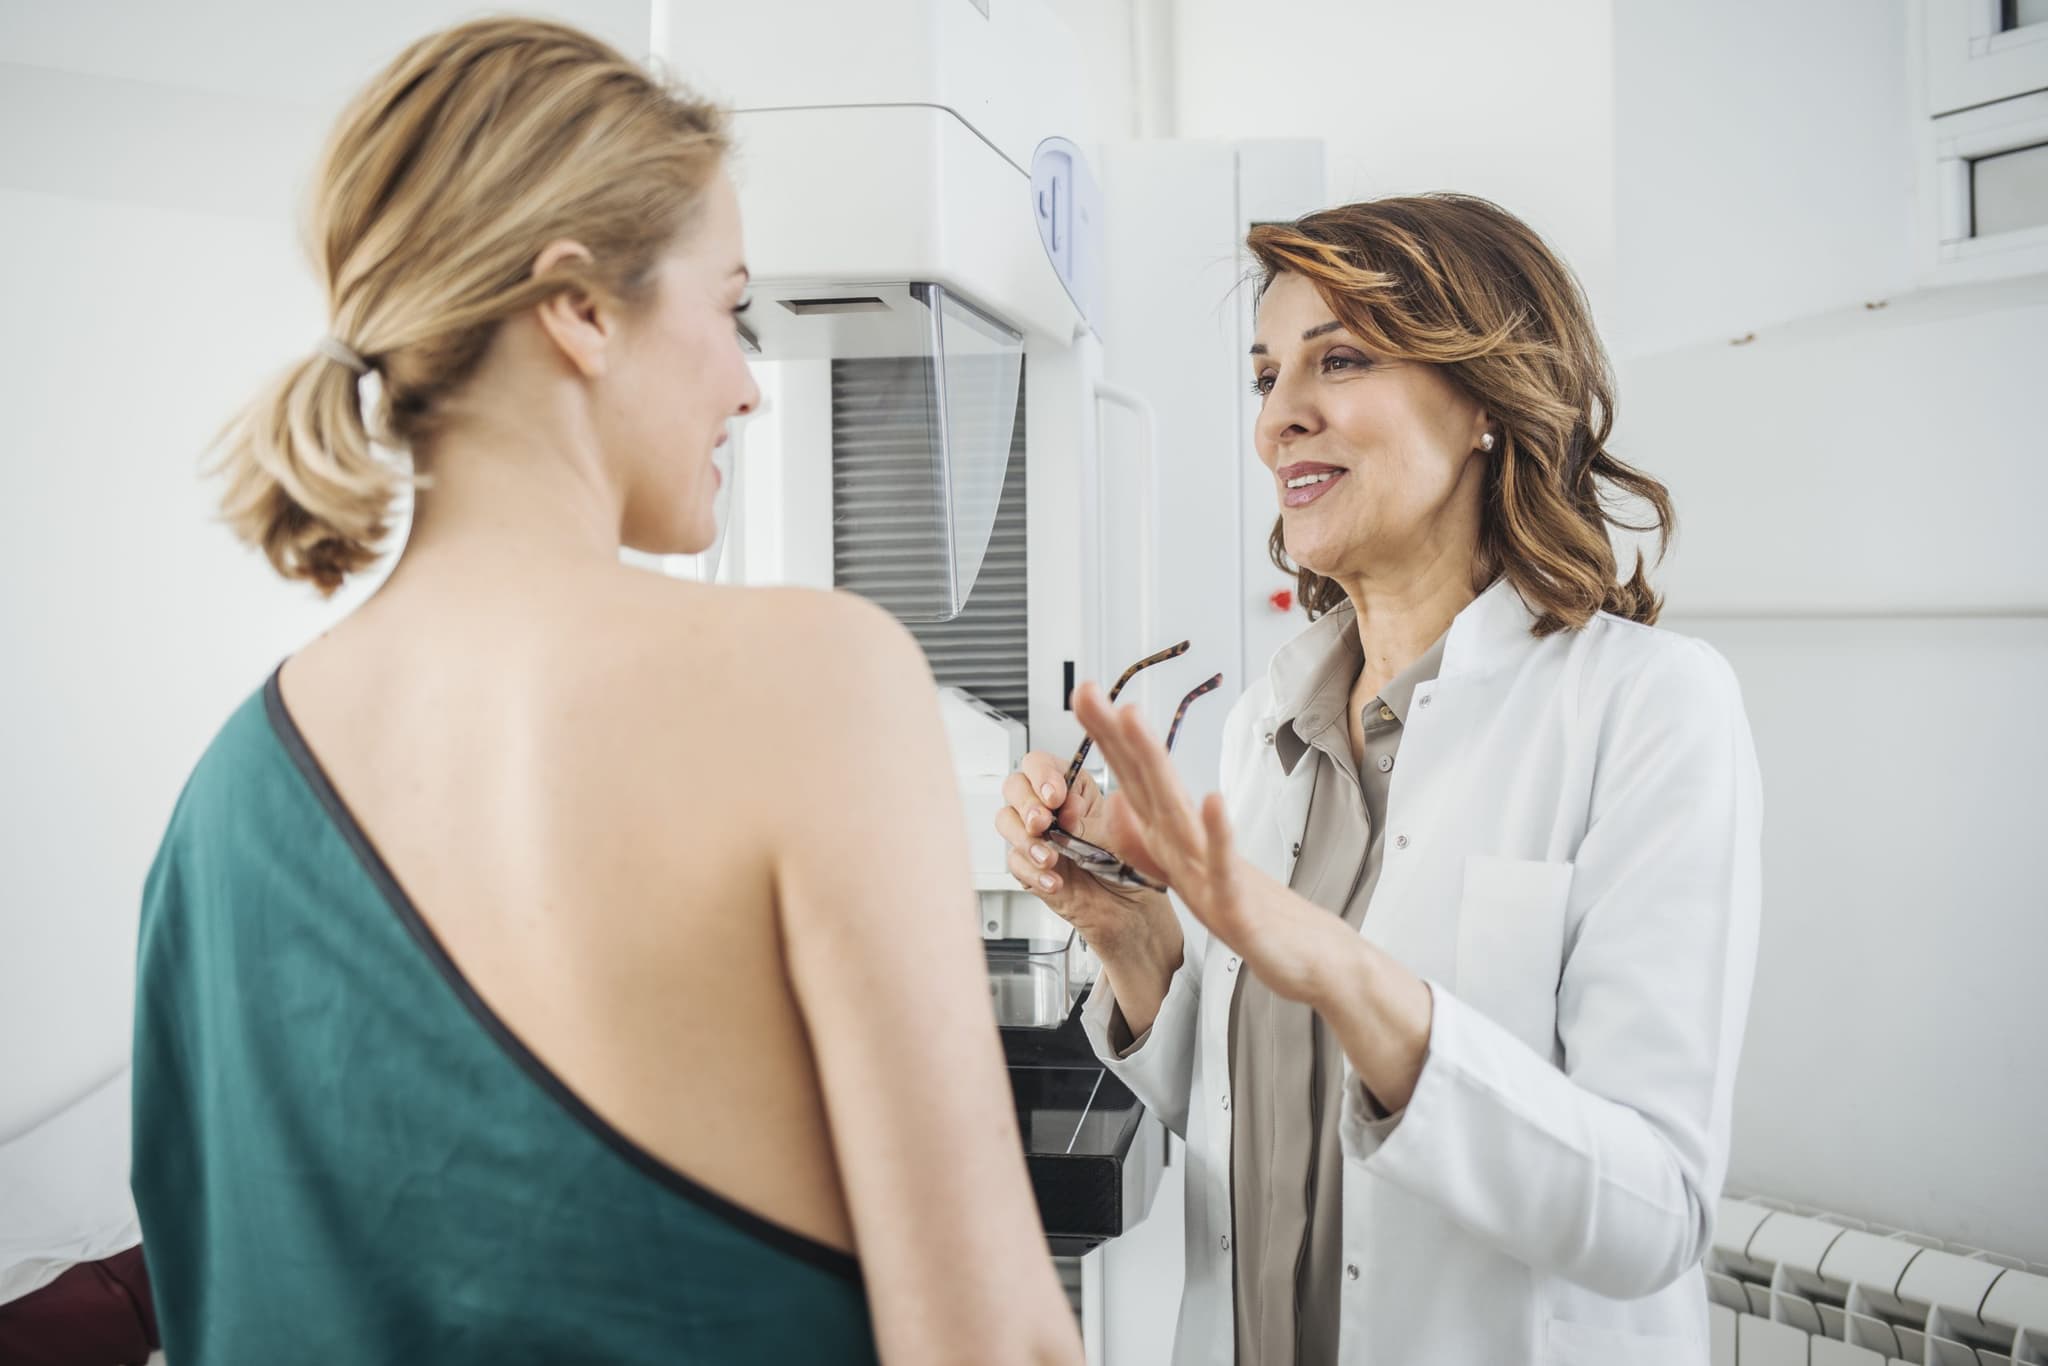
[1066,682,1435,1114]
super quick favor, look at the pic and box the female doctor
[998,195,1762,1366]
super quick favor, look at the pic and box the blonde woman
[130,20,1078,1365]
[1000,197,1762,1365]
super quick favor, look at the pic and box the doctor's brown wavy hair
[213,18,728,595]
[1247,195,1673,636]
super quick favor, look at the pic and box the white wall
[1043,0,1140,143]
[1617,277,2048,615]
[0,185,336,1140]
[1169,0,1619,331]
[0,0,649,1140]
[1609,3,2048,1263]
[1615,284,2048,1262]
[1612,0,1918,359]
[1673,613,2048,1259]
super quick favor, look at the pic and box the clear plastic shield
[913,283,1024,620]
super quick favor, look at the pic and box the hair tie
[315,336,371,376]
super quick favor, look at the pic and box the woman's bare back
[280,556,861,1252]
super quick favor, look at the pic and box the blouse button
[1376,754,1394,773]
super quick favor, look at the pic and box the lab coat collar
[1437,576,1541,682]
[1259,577,1539,736]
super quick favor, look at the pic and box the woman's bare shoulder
[597,573,937,757]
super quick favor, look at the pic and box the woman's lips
[1279,463,1348,508]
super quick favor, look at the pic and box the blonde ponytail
[215,346,399,596]
[211,17,728,593]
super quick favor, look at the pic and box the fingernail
[1031,845,1050,865]
[1038,874,1057,890]
[1041,783,1056,803]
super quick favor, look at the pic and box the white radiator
[1709,1194,2048,1366]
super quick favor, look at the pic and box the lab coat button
[1226,956,1239,973]
[1220,1095,1230,1111]
[1263,731,1275,745]
[1394,834,1409,850]
[1221,1234,1232,1252]
[1291,842,1301,858]
[1346,1263,1360,1281]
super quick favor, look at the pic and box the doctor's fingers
[1000,769,1056,837]
[1016,749,1072,809]
[1192,793,1254,933]
[995,802,1060,869]
[1058,767,1105,833]
[1090,702,1207,865]
[1003,761,1102,840]
[1007,843,1066,899]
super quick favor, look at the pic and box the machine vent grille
[830,357,1029,719]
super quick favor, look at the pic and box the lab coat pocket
[1545,1317,1703,1365]
[1454,855,1573,1058]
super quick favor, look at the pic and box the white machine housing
[659,0,1108,966]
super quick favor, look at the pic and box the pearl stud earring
[1480,432,1497,452]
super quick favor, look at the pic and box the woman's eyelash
[1250,352,1367,396]
[732,298,752,315]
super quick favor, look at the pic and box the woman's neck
[388,380,624,582]
[1337,550,1480,697]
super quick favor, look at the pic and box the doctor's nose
[1257,383,1322,453]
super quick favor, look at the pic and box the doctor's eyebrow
[1249,321,1346,356]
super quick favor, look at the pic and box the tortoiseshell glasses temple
[1044,641,1224,893]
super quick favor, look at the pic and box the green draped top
[131,671,880,1364]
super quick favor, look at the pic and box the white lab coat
[1082,578,1762,1366]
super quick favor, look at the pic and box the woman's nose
[1257,379,1318,448]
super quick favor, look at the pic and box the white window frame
[1922,0,2048,114]
[1916,88,2048,282]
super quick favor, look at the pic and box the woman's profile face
[1250,271,1491,587]
[607,168,761,556]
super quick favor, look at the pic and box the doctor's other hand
[995,752,1175,958]
[1071,680,1345,1007]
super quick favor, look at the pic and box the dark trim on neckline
[260,665,864,1285]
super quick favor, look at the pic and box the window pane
[2001,0,2048,31]
[1972,141,2048,236]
